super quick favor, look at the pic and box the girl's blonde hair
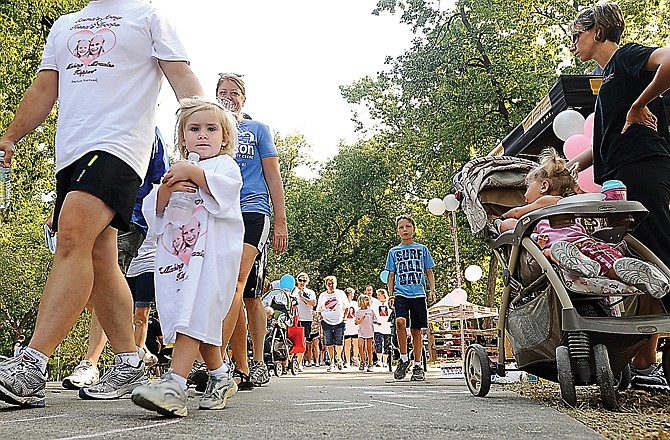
[357,294,370,308]
[324,275,337,288]
[175,97,238,159]
[528,147,579,197]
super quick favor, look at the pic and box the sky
[154,0,418,163]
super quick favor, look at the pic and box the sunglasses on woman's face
[570,26,592,45]
[298,279,307,282]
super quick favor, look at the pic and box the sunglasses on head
[218,72,244,78]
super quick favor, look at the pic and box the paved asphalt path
[0,366,602,439]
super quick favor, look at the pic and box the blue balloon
[279,274,295,291]
[379,270,389,283]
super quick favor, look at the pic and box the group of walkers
[1,0,669,424]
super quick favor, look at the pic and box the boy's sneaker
[62,359,99,390]
[394,359,411,380]
[335,359,343,371]
[366,364,374,372]
[233,369,254,391]
[79,355,148,400]
[0,350,47,407]
[630,363,669,390]
[411,364,425,381]
[359,362,366,371]
[131,371,188,417]
[199,373,238,410]
[249,361,270,387]
[551,241,600,278]
[613,258,670,299]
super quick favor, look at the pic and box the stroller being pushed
[454,155,670,410]
[261,288,303,376]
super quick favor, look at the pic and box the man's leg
[244,297,266,365]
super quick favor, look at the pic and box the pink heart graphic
[67,29,116,67]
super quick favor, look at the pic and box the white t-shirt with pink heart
[39,0,189,178]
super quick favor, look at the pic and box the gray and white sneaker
[142,351,159,368]
[79,355,148,400]
[131,371,188,417]
[0,349,47,407]
[199,373,238,410]
[410,364,425,381]
[394,359,411,380]
[551,241,600,278]
[613,258,670,299]
[62,360,99,390]
[249,361,270,387]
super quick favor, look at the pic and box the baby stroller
[454,155,670,410]
[261,288,300,376]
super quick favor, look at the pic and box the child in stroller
[262,289,300,376]
[498,148,670,299]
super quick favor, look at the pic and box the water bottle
[0,152,9,209]
[165,152,200,226]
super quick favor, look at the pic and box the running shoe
[233,369,254,391]
[131,371,188,417]
[187,360,208,393]
[550,241,600,278]
[366,364,374,372]
[0,349,47,407]
[410,364,425,381]
[336,359,343,371]
[613,258,670,299]
[199,373,238,410]
[394,359,411,380]
[79,355,148,400]
[142,351,159,368]
[249,361,270,387]
[359,362,366,371]
[630,363,669,391]
[62,359,99,390]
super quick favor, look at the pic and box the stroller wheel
[274,361,284,376]
[464,344,491,397]
[556,346,577,407]
[593,344,618,411]
[290,358,299,376]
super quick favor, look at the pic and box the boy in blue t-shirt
[385,214,436,381]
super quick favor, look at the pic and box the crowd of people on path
[1,0,669,421]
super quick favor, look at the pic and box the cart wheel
[662,346,670,388]
[556,346,577,407]
[274,361,284,377]
[464,344,491,397]
[291,358,299,376]
[615,363,631,391]
[593,344,618,411]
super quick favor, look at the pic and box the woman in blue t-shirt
[216,73,288,389]
[568,3,670,391]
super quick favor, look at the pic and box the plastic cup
[601,180,627,201]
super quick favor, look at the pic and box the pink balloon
[583,113,595,139]
[577,166,602,193]
[563,134,590,161]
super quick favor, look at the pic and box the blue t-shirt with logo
[236,120,278,216]
[385,242,435,298]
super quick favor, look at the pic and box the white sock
[400,354,409,362]
[209,363,230,379]
[24,347,49,372]
[414,361,422,367]
[171,372,188,390]
[116,352,141,368]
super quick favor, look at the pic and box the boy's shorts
[242,212,270,299]
[394,295,428,329]
[321,321,345,346]
[127,272,155,307]
[54,151,141,232]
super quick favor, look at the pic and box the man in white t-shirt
[0,0,203,408]
[372,288,393,367]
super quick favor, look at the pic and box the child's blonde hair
[175,97,238,159]
[357,294,370,308]
[528,147,579,197]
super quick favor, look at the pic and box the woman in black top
[568,3,670,390]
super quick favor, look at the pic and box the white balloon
[427,198,446,216]
[449,288,468,306]
[553,109,586,142]
[464,265,483,282]
[443,194,460,212]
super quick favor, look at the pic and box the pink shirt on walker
[355,309,378,339]
[531,219,589,248]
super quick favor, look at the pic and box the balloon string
[451,210,462,288]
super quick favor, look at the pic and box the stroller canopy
[457,155,537,234]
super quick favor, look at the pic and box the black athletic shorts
[243,213,270,299]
